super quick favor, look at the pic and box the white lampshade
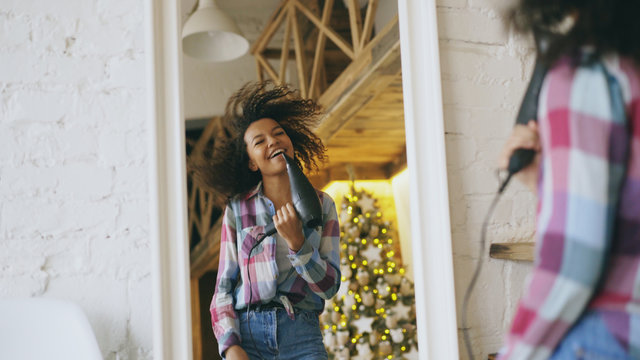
[182,0,249,62]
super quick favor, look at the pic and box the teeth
[271,150,284,158]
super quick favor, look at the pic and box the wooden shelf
[489,242,535,262]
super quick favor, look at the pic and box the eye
[275,129,285,136]
[254,139,264,146]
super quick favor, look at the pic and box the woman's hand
[224,345,249,360]
[498,120,541,193]
[273,202,305,251]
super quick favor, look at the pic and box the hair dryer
[501,28,553,193]
[507,29,553,175]
[262,154,323,237]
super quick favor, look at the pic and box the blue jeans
[237,307,327,360]
[550,311,634,360]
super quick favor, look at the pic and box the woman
[193,82,341,359]
[498,1,640,359]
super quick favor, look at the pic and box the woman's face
[244,118,294,176]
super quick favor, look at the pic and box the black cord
[461,173,512,360]
[246,233,268,360]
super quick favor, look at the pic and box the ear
[248,159,258,172]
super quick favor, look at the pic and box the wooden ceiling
[250,0,406,188]
[310,76,405,187]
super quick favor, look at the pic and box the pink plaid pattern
[499,55,640,359]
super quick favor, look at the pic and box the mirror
[147,0,457,358]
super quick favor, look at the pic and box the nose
[266,134,279,147]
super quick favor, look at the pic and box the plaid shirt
[210,182,341,356]
[499,54,640,359]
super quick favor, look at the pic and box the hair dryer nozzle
[283,154,323,229]
[261,154,323,237]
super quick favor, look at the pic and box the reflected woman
[498,1,640,359]
[192,81,341,360]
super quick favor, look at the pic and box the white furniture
[0,298,102,360]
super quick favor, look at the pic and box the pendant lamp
[182,0,249,62]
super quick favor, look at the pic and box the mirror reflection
[181,0,418,359]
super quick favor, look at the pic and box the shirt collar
[243,181,263,201]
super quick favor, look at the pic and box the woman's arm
[210,205,242,357]
[499,61,626,359]
[286,192,341,299]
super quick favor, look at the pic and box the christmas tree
[321,184,418,360]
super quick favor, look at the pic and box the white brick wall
[436,0,538,358]
[0,0,151,358]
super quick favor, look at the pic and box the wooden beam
[291,3,309,98]
[256,57,264,82]
[360,0,378,50]
[489,242,535,262]
[190,217,223,279]
[251,0,289,54]
[294,0,355,59]
[279,14,293,83]
[384,148,407,178]
[309,0,333,99]
[347,0,362,53]
[308,163,391,189]
[256,53,280,82]
[190,277,202,360]
[315,16,401,142]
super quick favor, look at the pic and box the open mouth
[269,149,285,159]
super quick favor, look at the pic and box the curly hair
[189,81,326,204]
[508,0,640,65]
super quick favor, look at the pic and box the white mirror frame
[398,1,459,358]
[145,0,458,359]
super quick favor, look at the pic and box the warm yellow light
[352,338,357,344]
[348,290,353,295]
[324,325,329,329]
[352,305,356,310]
[362,239,367,245]
[399,268,405,274]
[341,276,346,281]
[387,239,393,244]
[374,238,379,244]
[366,213,370,218]
[401,346,406,351]
[378,244,383,249]
[362,260,368,266]
[351,264,356,269]
[391,293,397,301]
[373,269,378,275]
[381,335,387,340]
[332,325,337,330]
[349,255,354,261]
[381,228,387,234]
[385,329,390,334]
[364,286,369,291]
[353,218,359,223]
[388,356,393,359]
[334,307,340,312]
[387,268,392,273]
[341,321,346,327]
[377,212,382,217]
